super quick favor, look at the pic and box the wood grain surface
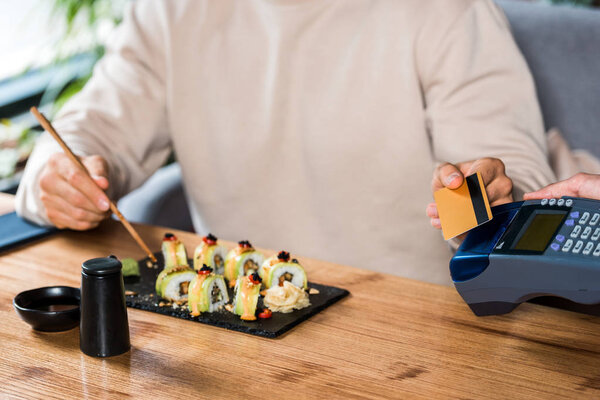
[1,195,600,399]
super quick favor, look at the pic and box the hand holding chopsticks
[30,107,157,263]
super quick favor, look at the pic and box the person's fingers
[82,155,108,177]
[426,202,439,219]
[525,173,600,201]
[82,155,110,190]
[524,177,579,200]
[46,207,102,231]
[40,174,105,214]
[430,218,441,229]
[432,163,464,192]
[525,181,577,200]
[52,155,110,212]
[92,176,110,190]
[484,177,513,206]
[466,158,502,185]
[466,158,513,205]
[42,193,108,223]
[488,194,513,207]
[577,173,600,199]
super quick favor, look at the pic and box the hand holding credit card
[433,172,493,240]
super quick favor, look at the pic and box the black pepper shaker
[80,256,130,357]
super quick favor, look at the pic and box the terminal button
[570,211,580,219]
[593,228,600,241]
[565,219,575,227]
[594,243,600,257]
[573,240,584,254]
[541,198,549,205]
[562,239,573,252]
[580,212,591,225]
[582,226,593,240]
[583,242,595,255]
[555,234,565,243]
[557,199,565,206]
[550,243,560,251]
[590,213,600,226]
[565,199,573,207]
[549,199,557,206]
[570,225,582,238]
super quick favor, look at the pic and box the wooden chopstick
[30,106,157,263]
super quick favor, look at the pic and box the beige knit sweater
[16,0,555,285]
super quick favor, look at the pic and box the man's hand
[39,153,111,230]
[524,173,600,201]
[426,158,513,229]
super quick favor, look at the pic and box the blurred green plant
[51,0,126,61]
[0,1,126,183]
[0,120,37,178]
[45,0,126,114]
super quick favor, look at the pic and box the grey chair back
[498,0,600,158]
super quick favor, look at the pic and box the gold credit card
[433,172,493,240]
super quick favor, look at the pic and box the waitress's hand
[426,157,513,230]
[524,173,600,201]
[39,153,111,230]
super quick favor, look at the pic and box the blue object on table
[451,197,600,316]
[0,212,56,253]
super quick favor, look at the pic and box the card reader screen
[513,212,566,252]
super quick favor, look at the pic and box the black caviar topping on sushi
[164,233,174,239]
[277,251,290,261]
[206,233,217,242]
[200,264,213,273]
[291,259,299,263]
[249,272,262,284]
[238,240,252,248]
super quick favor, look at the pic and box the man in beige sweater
[16,0,555,285]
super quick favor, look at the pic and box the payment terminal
[451,197,600,316]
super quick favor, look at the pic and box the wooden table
[1,194,600,399]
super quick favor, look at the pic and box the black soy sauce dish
[13,286,80,332]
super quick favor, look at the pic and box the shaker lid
[82,256,122,276]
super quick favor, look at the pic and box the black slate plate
[124,254,350,338]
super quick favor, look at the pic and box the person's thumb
[438,163,464,190]
[83,155,109,190]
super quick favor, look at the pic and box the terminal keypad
[542,199,600,257]
[583,242,595,255]
[562,239,573,252]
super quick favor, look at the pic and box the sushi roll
[259,251,307,290]
[232,273,262,321]
[188,265,229,316]
[193,233,227,275]
[161,233,189,269]
[155,265,196,302]
[224,240,264,287]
